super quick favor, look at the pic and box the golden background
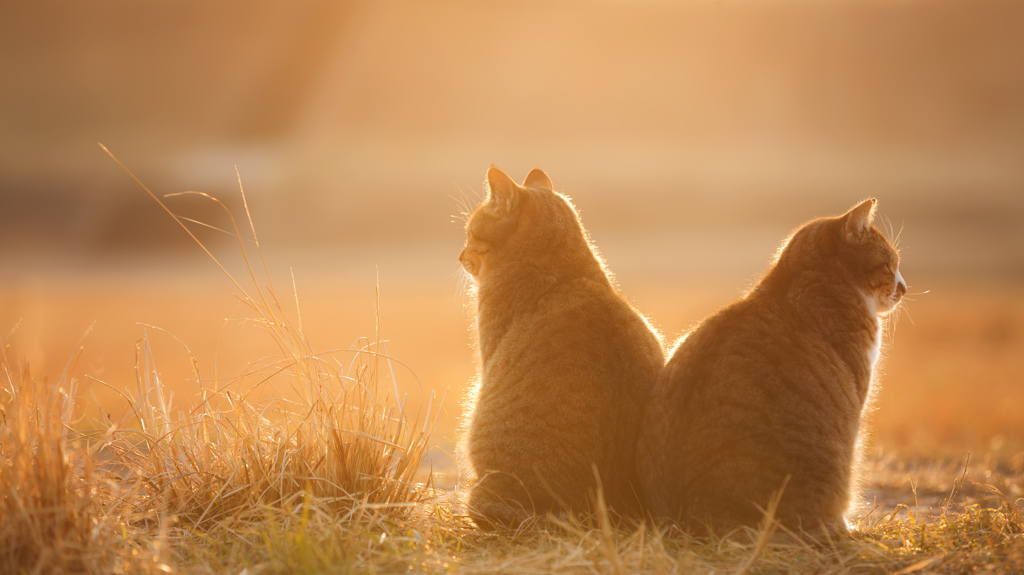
[2,0,1022,476]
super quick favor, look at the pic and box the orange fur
[459,166,664,529]
[636,199,906,540]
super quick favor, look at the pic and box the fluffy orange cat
[637,199,906,539]
[459,166,664,529]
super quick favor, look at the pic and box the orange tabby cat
[636,199,906,539]
[459,166,664,529]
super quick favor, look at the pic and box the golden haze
[2,0,1023,477]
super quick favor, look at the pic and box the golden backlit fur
[636,199,906,539]
[459,166,664,529]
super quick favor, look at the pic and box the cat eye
[866,264,893,289]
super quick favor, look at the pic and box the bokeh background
[2,0,1023,474]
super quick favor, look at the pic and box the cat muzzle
[459,248,478,275]
[895,270,907,298]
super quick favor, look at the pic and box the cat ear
[486,165,518,215]
[523,168,553,191]
[842,198,877,243]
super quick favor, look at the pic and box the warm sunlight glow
[2,1,1022,572]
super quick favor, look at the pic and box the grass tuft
[0,152,1021,572]
[0,339,116,574]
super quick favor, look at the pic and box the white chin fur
[861,291,883,368]
[873,289,901,316]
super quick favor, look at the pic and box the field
[3,2,1024,571]
[3,199,1023,573]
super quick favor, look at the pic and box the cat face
[836,199,907,316]
[459,166,581,279]
[777,198,906,316]
[458,167,526,278]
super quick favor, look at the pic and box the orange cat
[459,166,664,529]
[636,199,906,539]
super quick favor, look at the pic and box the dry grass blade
[733,476,788,575]
[592,466,624,575]
[0,341,114,574]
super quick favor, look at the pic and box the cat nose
[459,248,478,275]
[895,270,907,297]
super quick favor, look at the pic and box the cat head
[772,199,906,316]
[458,166,597,280]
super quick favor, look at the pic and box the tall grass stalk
[92,148,440,536]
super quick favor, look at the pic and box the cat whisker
[894,299,915,328]
[882,215,895,244]
[465,182,485,203]
[881,215,907,255]
[881,302,907,353]
[465,180,485,203]
[449,184,481,225]
[453,266,475,306]
[449,196,472,225]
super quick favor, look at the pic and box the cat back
[460,166,664,529]
[637,199,906,539]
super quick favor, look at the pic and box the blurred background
[2,0,1023,473]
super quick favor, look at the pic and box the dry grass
[2,159,441,574]
[3,334,1022,575]
[2,163,1022,572]
[2,364,1023,574]
[0,340,116,573]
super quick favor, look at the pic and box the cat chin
[878,289,906,316]
[875,299,897,316]
[863,291,903,317]
[879,301,902,316]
